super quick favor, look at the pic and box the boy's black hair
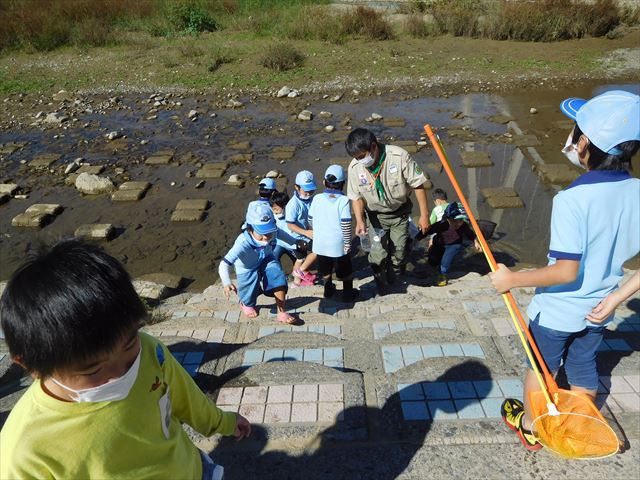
[324,175,345,191]
[572,125,640,171]
[0,239,147,377]
[432,188,448,201]
[270,191,290,209]
[258,187,276,200]
[345,128,377,157]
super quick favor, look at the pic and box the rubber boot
[341,279,359,302]
[371,263,388,297]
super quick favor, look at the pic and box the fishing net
[530,389,620,459]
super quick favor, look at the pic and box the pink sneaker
[293,269,316,284]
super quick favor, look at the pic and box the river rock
[319,111,332,118]
[133,280,169,301]
[371,113,383,121]
[196,163,228,179]
[106,131,122,141]
[52,90,72,102]
[44,112,68,124]
[329,94,343,102]
[75,223,115,240]
[225,175,245,188]
[75,172,115,195]
[0,183,18,196]
[145,150,174,165]
[298,110,313,121]
[188,110,198,119]
[25,204,63,215]
[226,99,244,108]
[30,153,60,169]
[64,158,82,174]
[11,212,52,228]
[324,125,335,133]
[265,170,280,178]
[77,165,105,175]
[171,209,205,222]
[537,164,579,185]
[530,107,538,114]
[229,141,251,150]
[277,86,291,98]
[138,273,184,290]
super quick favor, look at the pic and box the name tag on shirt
[389,164,398,174]
[159,386,172,439]
[358,173,369,185]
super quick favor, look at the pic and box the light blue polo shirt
[274,214,297,251]
[284,193,312,241]
[308,189,351,257]
[527,170,640,332]
[223,231,274,275]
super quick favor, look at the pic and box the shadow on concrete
[210,360,492,480]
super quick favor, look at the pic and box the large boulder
[75,172,115,195]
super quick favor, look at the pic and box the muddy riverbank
[1,81,639,289]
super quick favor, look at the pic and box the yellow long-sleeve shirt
[1,332,236,479]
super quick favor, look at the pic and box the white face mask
[51,349,141,403]
[276,214,285,220]
[357,153,375,168]
[561,133,584,169]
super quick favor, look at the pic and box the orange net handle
[423,124,558,395]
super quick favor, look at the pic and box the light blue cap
[324,164,346,182]
[560,90,640,155]
[259,178,277,190]
[245,202,277,235]
[295,170,317,191]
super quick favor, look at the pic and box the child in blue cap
[490,90,640,451]
[308,165,358,302]
[219,202,296,324]
[284,170,318,287]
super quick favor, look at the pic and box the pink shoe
[293,269,316,283]
[239,303,258,318]
[277,312,297,325]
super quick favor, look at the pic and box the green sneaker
[500,398,542,451]
[437,274,448,287]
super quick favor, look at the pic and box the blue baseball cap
[444,201,468,221]
[259,178,277,190]
[245,202,277,235]
[324,164,346,182]
[295,170,317,191]
[560,90,640,155]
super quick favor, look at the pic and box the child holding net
[489,90,640,451]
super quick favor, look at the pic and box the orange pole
[424,124,558,393]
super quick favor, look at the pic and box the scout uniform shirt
[347,144,427,213]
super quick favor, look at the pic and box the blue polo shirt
[284,193,312,241]
[308,189,351,258]
[223,230,274,275]
[274,214,297,251]
[527,170,640,332]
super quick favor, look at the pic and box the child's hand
[223,284,237,298]
[474,239,482,252]
[305,229,314,239]
[233,414,251,441]
[489,263,513,294]
[586,293,621,324]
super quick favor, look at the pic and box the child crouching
[219,202,297,324]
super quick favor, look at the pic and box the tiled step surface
[382,343,486,373]
[242,347,344,369]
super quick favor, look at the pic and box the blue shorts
[236,256,287,307]
[527,315,605,391]
[199,450,223,480]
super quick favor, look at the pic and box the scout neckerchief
[367,144,386,200]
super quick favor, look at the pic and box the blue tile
[172,352,186,362]
[263,349,284,362]
[259,327,276,337]
[382,346,404,373]
[421,345,443,358]
[274,326,290,333]
[460,343,485,359]
[401,346,424,366]
[401,401,430,421]
[428,400,457,420]
[448,381,476,399]
[473,380,502,398]
[405,321,423,330]
[324,325,341,336]
[303,348,323,363]
[373,323,390,339]
[454,399,486,419]
[497,379,524,398]
[243,349,264,365]
[390,323,406,334]
[422,381,450,400]
[441,344,463,356]
[322,306,337,315]
[480,398,504,418]
[283,349,304,361]
[438,320,456,330]
[604,339,632,351]
[308,325,325,334]
[398,383,425,401]
[323,347,344,362]
[184,351,204,364]
[325,359,344,369]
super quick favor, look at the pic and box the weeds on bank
[260,43,304,72]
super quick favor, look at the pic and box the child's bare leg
[273,288,287,313]
[522,369,541,430]
[292,260,303,284]
[569,385,596,400]
[299,252,317,273]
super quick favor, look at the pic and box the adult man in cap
[346,128,431,295]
